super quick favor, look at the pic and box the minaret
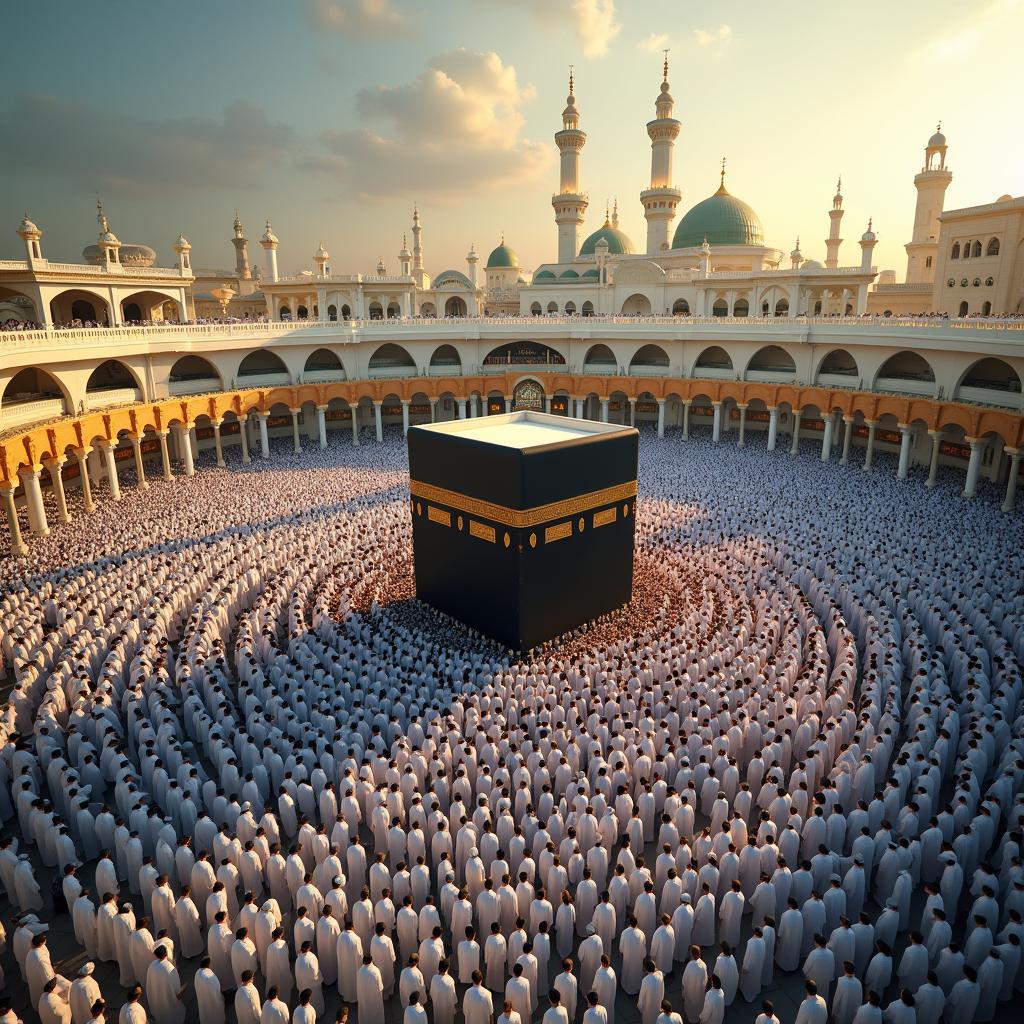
[466,243,479,288]
[314,242,330,278]
[824,177,844,269]
[259,219,279,282]
[611,198,620,229]
[411,207,428,289]
[640,52,682,255]
[552,67,588,264]
[860,219,877,272]
[174,234,192,275]
[232,213,251,280]
[96,199,121,266]
[399,234,412,276]
[905,124,952,284]
[790,237,803,271]
[17,213,42,261]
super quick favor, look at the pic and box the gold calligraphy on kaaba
[593,507,617,528]
[408,479,637,529]
[469,521,496,543]
[427,506,451,527]
[545,521,573,543]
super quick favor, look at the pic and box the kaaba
[407,411,639,650]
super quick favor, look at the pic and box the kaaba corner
[407,411,639,651]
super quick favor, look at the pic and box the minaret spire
[825,173,844,269]
[552,64,588,263]
[641,56,682,254]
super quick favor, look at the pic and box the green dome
[486,241,518,268]
[581,268,599,279]
[672,181,764,249]
[534,270,556,280]
[559,269,579,279]
[579,219,634,256]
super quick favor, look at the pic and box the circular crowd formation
[0,429,1021,1024]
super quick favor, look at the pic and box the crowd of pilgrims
[0,427,1022,1024]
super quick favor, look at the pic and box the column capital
[681,397,692,406]
[928,429,943,438]
[1005,446,1021,457]
[628,396,637,403]
[864,419,878,427]
[257,411,269,420]
[97,439,116,452]
[72,446,90,459]
[289,407,302,415]
[211,419,223,428]
[0,484,16,496]
[842,414,855,423]
[766,404,778,412]
[18,465,41,479]
[316,404,329,412]
[712,400,722,407]
[400,398,411,406]
[736,403,748,410]
[373,399,383,407]
[656,397,665,405]
[41,454,67,468]
[897,422,911,432]
[965,436,982,446]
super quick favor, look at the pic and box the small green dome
[672,180,764,250]
[581,268,599,279]
[486,241,518,268]
[579,219,634,256]
[534,269,556,280]
[559,269,579,279]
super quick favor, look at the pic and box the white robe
[145,959,185,1024]
[195,967,226,1024]
[464,984,494,1024]
[739,936,765,1003]
[357,963,386,1024]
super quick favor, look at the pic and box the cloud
[915,0,1020,63]
[308,0,410,34]
[495,0,621,59]
[307,49,552,202]
[0,94,296,198]
[694,25,732,47]
[637,32,670,52]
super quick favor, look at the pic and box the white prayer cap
[242,802,251,811]
[852,854,864,865]
[333,877,343,887]
[681,894,691,903]
[80,962,95,976]
[469,848,479,857]
[586,923,596,935]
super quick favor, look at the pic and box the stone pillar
[174,427,194,477]
[599,398,609,423]
[840,417,854,465]
[682,400,691,441]
[963,437,984,498]
[44,457,70,521]
[351,407,360,447]
[628,398,636,427]
[926,430,942,488]
[503,396,511,414]
[157,431,173,480]
[544,396,552,413]
[317,406,328,449]
[820,415,833,462]
[767,406,779,451]
[457,398,468,419]
[258,414,270,458]
[470,395,479,417]
[212,421,226,468]
[789,409,802,455]
[1002,447,1020,513]
[429,399,437,423]
[574,397,584,418]
[657,399,666,439]
[189,426,199,461]
[130,436,150,488]
[897,424,912,480]
[401,400,410,435]
[863,421,877,471]
[20,468,49,536]
[0,486,27,556]
[373,401,383,442]
[75,448,96,509]
[712,401,723,443]
[290,409,302,453]
[737,404,748,449]
[239,420,251,464]
[101,442,122,499]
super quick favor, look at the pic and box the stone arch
[621,293,652,315]
[954,357,1022,403]
[419,301,436,317]
[429,344,462,373]
[547,301,558,314]
[49,288,114,326]
[1,366,72,428]
[530,302,542,316]
[692,346,733,376]
[482,342,566,367]
[582,301,594,316]
[744,345,797,380]
[671,298,690,315]
[168,355,222,396]
[238,350,290,384]
[815,348,859,384]
[119,289,185,323]
[444,296,467,318]
[630,345,670,374]
[85,359,143,409]
[874,351,936,392]
[583,344,616,369]
[0,286,41,324]
[368,343,416,377]
[512,378,545,411]
[303,348,346,381]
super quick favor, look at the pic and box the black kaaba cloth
[407,411,639,650]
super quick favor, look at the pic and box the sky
[3,0,1023,279]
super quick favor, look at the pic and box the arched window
[951,242,960,259]
[581,301,594,316]
[387,302,401,319]
[546,301,557,314]
[565,301,576,315]
[341,304,351,319]
[987,237,1000,256]
[972,240,982,257]
[671,298,690,315]
[712,298,728,317]
[962,241,971,259]
[296,305,309,319]
[959,301,969,317]
[982,301,992,315]
[530,302,542,316]
[774,298,789,317]
[327,304,337,321]
[733,299,749,318]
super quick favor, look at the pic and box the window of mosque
[962,242,971,259]
[972,240,982,257]
[925,256,932,269]
[987,238,1000,256]
[951,243,960,259]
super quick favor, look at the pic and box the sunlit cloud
[308,0,412,34]
[694,25,732,47]
[494,0,621,58]
[637,32,670,52]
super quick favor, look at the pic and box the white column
[317,406,328,449]
[258,414,270,458]
[600,398,609,423]
[0,486,27,556]
[737,404,748,448]
[657,399,666,438]
[789,409,802,455]
[44,457,70,521]
[963,438,984,498]
[130,436,150,488]
[504,396,511,413]
[20,468,49,536]
[374,401,383,442]
[628,398,636,427]
[897,424,912,480]
[820,415,833,462]
[212,421,226,468]
[176,428,195,477]
[712,401,722,442]
[75,449,96,509]
[766,406,779,451]
[863,421,877,471]
[1002,448,1020,513]
[351,407,360,447]
[544,396,552,413]
[926,431,942,488]
[239,419,251,464]
[189,426,199,461]
[573,397,583,418]
[429,399,437,423]
[682,400,691,441]
[401,400,410,435]
[840,417,854,465]
[457,398,468,419]
[290,409,302,453]
[157,431,173,480]
[470,395,479,417]
[101,442,122,499]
